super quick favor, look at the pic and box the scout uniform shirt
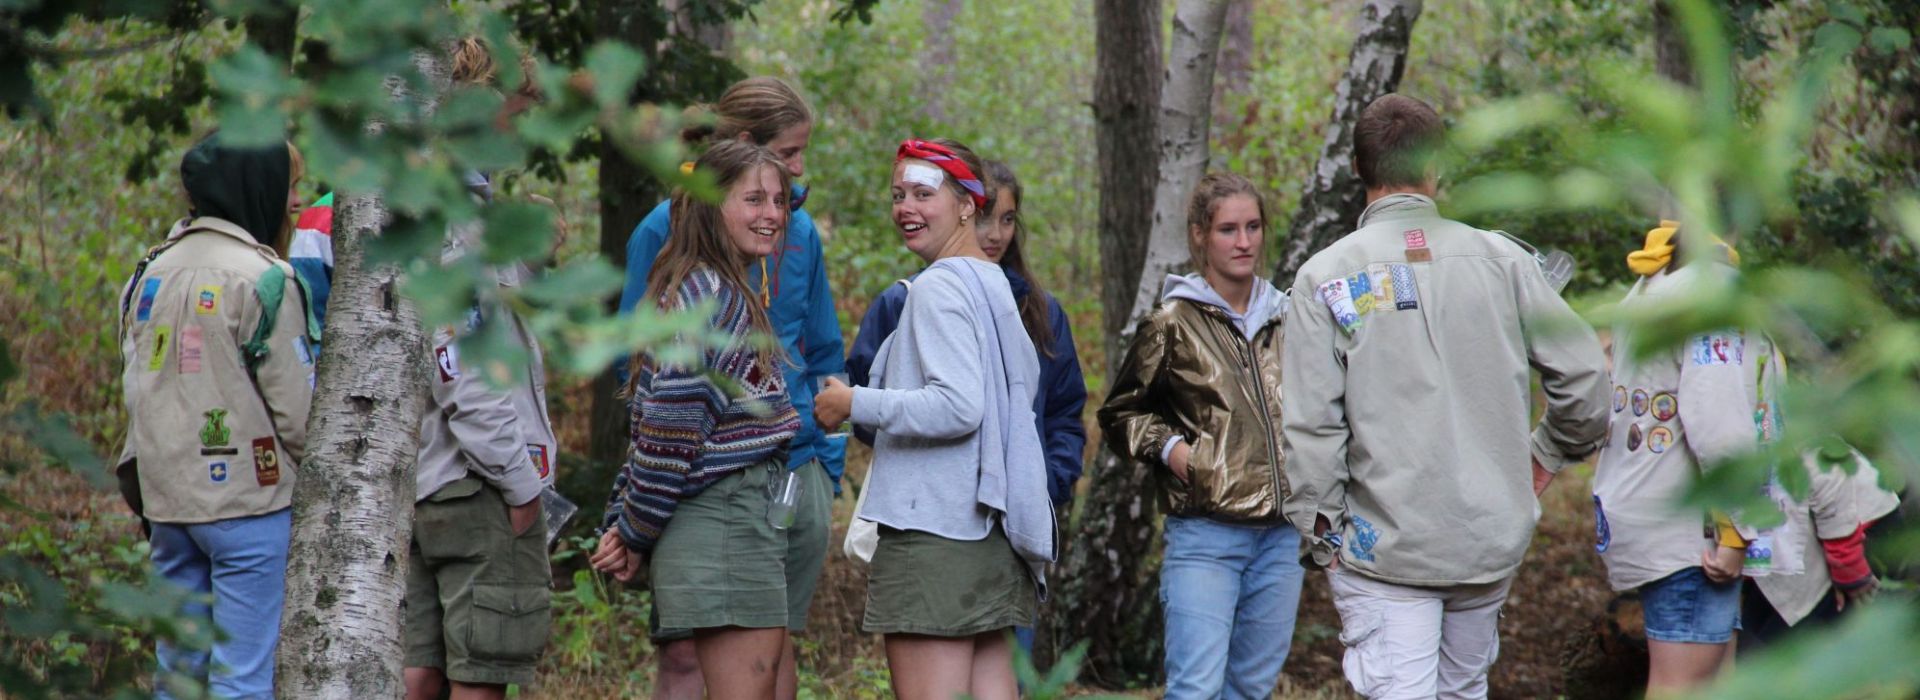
[118,217,315,524]
[1282,193,1610,587]
[413,262,558,506]
[1592,262,1775,592]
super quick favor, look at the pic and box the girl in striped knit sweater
[590,140,805,699]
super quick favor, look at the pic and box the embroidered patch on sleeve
[252,437,281,486]
[147,325,172,372]
[1691,333,1745,366]
[1317,278,1363,335]
[435,345,460,382]
[179,326,204,374]
[194,285,221,315]
[136,277,162,322]
[529,444,551,479]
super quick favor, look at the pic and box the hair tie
[895,139,987,211]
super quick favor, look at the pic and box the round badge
[1647,426,1674,454]
[1613,386,1628,413]
[1627,423,1644,452]
[1652,393,1678,422]
[1631,389,1649,417]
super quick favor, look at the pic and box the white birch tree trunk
[275,50,446,699]
[1125,0,1233,331]
[1272,0,1422,286]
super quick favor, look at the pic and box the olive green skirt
[862,525,1037,637]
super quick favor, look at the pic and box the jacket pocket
[466,583,552,664]
[1184,433,1219,512]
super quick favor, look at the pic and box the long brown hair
[626,140,792,394]
[981,159,1056,357]
[681,76,813,146]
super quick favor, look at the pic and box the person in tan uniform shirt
[1281,95,1610,700]
[116,134,316,700]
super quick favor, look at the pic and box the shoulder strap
[243,266,289,379]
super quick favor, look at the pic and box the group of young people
[112,45,1904,699]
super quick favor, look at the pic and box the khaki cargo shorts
[404,476,552,687]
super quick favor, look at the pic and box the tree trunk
[1212,0,1252,128]
[243,1,300,64]
[666,0,733,54]
[1653,1,1693,88]
[916,0,965,123]
[276,52,444,700]
[1271,0,1422,287]
[1127,0,1233,329]
[1052,0,1165,686]
[587,0,669,473]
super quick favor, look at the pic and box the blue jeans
[150,508,292,700]
[1161,516,1305,700]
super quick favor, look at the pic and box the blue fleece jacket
[848,266,1087,505]
[618,186,848,490]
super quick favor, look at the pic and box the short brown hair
[1353,94,1443,190]
[1185,172,1267,273]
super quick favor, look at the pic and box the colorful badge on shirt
[1318,277,1363,335]
[1348,515,1381,562]
[252,437,281,486]
[529,444,551,479]
[136,277,163,322]
[1651,393,1678,422]
[178,325,204,374]
[1692,333,1745,366]
[1613,386,1628,413]
[1593,495,1612,553]
[147,325,172,372]
[209,461,229,484]
[1404,229,1432,263]
[1348,271,1376,316]
[1389,264,1419,310]
[1630,389,1649,417]
[1627,423,1645,452]
[200,408,232,449]
[1647,426,1674,454]
[194,285,221,315]
[435,344,460,382]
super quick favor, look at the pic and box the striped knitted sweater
[609,265,799,552]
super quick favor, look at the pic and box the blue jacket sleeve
[797,215,849,491]
[618,201,673,315]
[1039,295,1088,506]
[847,282,909,447]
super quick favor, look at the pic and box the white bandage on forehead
[902,163,946,190]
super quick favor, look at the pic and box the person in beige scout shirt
[116,133,318,700]
[1281,94,1610,700]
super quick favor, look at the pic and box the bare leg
[694,627,788,700]
[885,633,976,700]
[1647,640,1732,698]
[652,638,704,700]
[776,636,800,700]
[966,631,1017,700]
[403,667,445,700]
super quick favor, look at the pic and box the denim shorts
[1639,567,1741,644]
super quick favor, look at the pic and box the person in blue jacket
[849,159,1087,507]
[617,76,844,700]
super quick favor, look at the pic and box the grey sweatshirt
[851,256,1055,589]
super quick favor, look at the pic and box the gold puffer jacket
[1098,297,1288,522]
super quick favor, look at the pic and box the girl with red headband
[815,138,1055,700]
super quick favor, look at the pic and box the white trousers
[1328,568,1514,700]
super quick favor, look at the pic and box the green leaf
[1868,26,1912,54]
[208,46,293,146]
[400,258,481,331]
[517,258,625,307]
[478,202,555,265]
[583,42,646,110]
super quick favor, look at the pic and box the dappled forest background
[3,0,1917,697]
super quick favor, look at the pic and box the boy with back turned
[1281,94,1611,700]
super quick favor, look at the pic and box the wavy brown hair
[981,159,1056,357]
[680,76,813,146]
[626,140,792,394]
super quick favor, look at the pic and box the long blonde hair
[625,140,792,394]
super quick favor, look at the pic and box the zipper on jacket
[1205,308,1287,510]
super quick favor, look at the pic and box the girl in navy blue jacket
[848,159,1088,507]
